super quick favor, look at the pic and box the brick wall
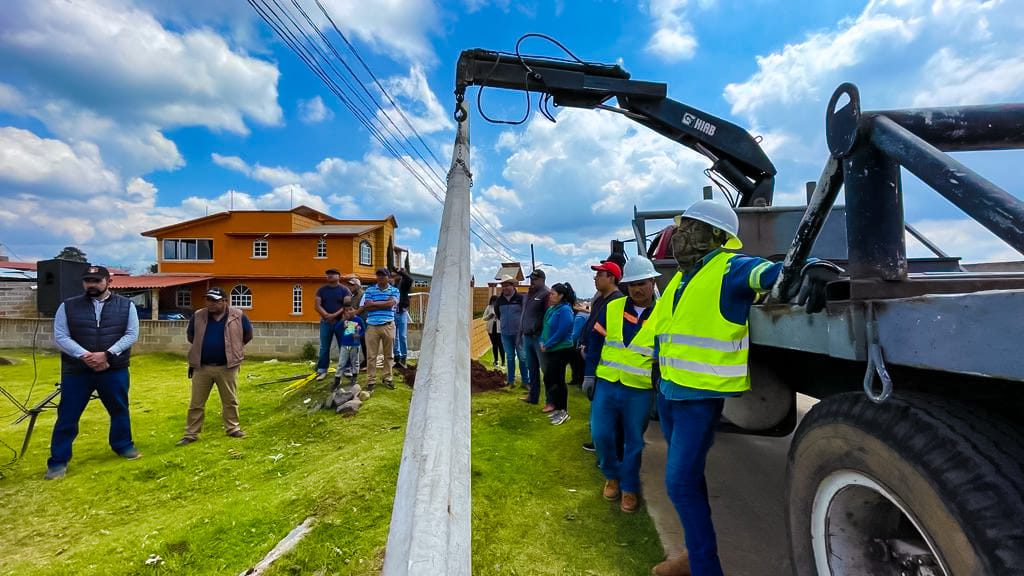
[0,318,422,359]
[0,282,36,318]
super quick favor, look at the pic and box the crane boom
[455,48,777,207]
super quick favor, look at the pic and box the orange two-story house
[140,206,400,321]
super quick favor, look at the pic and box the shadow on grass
[0,350,663,575]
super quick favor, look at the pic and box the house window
[359,240,372,266]
[231,285,252,308]
[316,237,327,258]
[175,287,192,308]
[292,284,303,314]
[252,239,268,258]
[162,239,213,261]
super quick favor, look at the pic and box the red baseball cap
[591,262,622,281]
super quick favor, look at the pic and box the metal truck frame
[456,44,1024,576]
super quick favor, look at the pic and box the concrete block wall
[0,282,36,318]
[0,318,422,358]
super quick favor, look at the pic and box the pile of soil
[396,361,507,394]
[469,362,507,393]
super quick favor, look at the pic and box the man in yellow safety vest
[582,255,660,514]
[650,200,840,576]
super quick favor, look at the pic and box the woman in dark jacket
[540,282,576,426]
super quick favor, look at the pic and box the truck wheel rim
[811,470,948,576]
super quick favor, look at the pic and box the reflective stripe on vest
[595,297,656,390]
[653,252,751,393]
[659,333,748,353]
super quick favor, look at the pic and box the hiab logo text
[682,113,717,137]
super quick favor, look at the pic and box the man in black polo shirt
[314,269,351,380]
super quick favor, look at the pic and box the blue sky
[1,0,1022,290]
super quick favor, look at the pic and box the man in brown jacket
[177,287,253,445]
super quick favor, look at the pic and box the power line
[248,0,518,261]
[292,0,521,259]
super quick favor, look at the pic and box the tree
[55,246,87,262]
[404,254,411,272]
[148,263,158,274]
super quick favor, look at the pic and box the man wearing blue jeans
[493,276,527,386]
[650,200,840,575]
[519,269,549,406]
[46,265,140,480]
[582,256,660,514]
[314,269,351,380]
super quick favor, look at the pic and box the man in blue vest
[583,256,660,514]
[46,265,140,480]
[650,200,840,576]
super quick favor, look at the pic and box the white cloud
[644,0,702,62]
[298,96,334,124]
[0,127,119,197]
[180,184,329,214]
[400,227,422,240]
[496,108,710,236]
[0,83,23,110]
[911,47,1024,107]
[0,0,281,174]
[209,150,445,237]
[377,65,454,136]
[313,0,441,63]
[723,0,1021,121]
[480,184,523,208]
[906,218,1020,263]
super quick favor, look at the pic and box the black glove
[582,376,596,401]
[796,261,843,314]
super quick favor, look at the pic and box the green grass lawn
[0,349,663,575]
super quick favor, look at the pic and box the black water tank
[36,259,89,316]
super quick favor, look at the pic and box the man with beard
[650,200,840,576]
[46,265,140,480]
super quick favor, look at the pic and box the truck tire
[786,392,1024,576]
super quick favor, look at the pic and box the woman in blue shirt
[540,282,576,426]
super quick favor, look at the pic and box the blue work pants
[48,368,134,468]
[657,394,725,576]
[393,310,409,359]
[500,334,527,386]
[522,334,547,404]
[317,318,342,374]
[591,379,653,493]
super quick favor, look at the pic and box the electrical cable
[250,0,520,261]
[312,0,448,171]
[306,0,521,257]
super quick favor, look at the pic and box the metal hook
[862,303,893,404]
[453,91,468,123]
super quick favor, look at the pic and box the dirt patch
[470,362,507,393]
[396,361,507,394]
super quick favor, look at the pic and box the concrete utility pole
[383,100,472,576]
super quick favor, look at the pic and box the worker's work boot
[602,479,620,501]
[620,492,639,513]
[652,554,691,576]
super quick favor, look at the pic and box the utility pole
[530,243,535,273]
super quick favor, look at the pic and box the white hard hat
[619,256,661,284]
[675,200,743,249]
